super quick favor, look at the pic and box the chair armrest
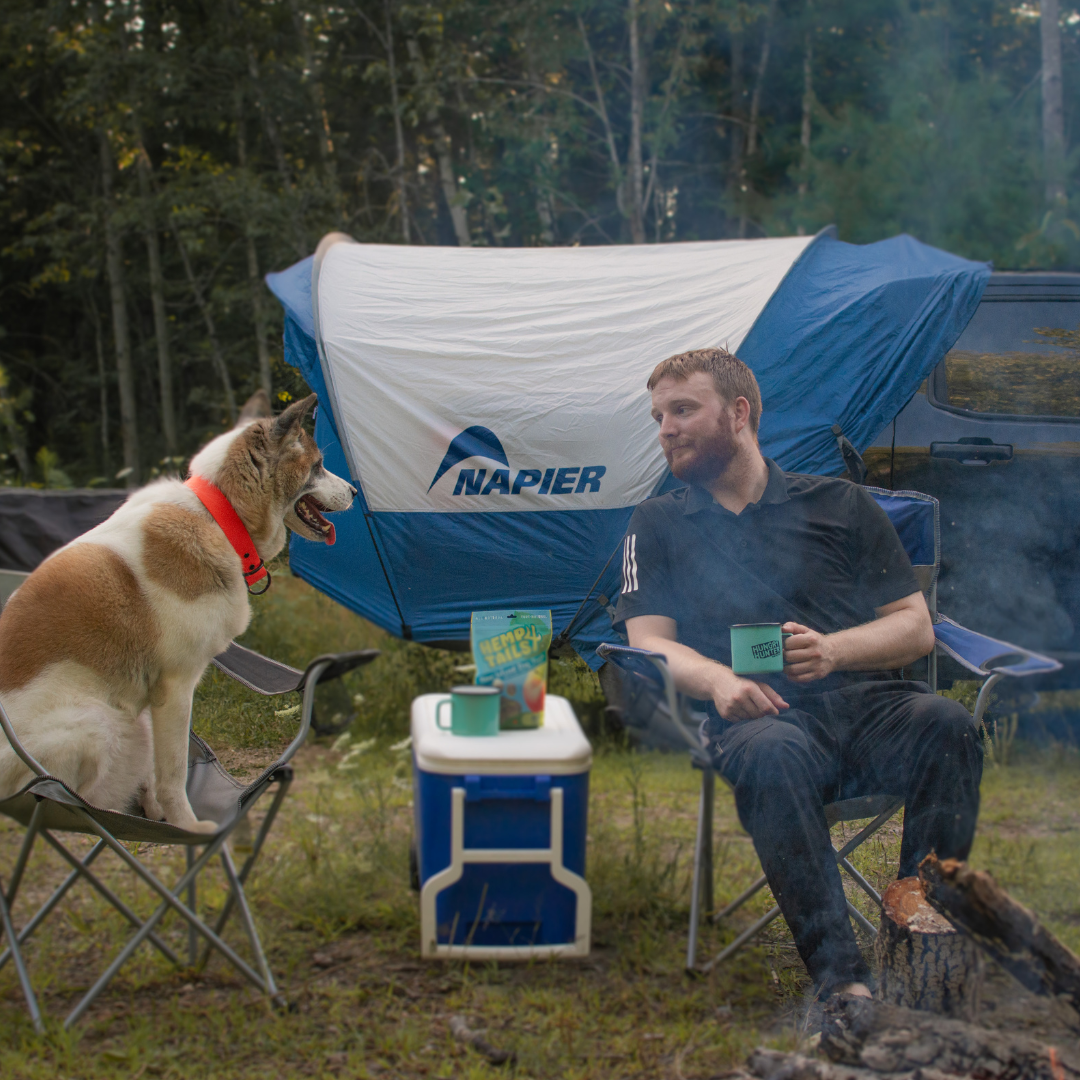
[934,615,1062,678]
[211,643,306,696]
[211,644,381,696]
[597,642,705,756]
[300,650,381,687]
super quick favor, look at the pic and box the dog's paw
[188,818,219,835]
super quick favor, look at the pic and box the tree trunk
[730,20,745,235]
[99,129,139,488]
[88,293,111,476]
[797,4,813,212]
[627,0,647,244]
[136,146,177,455]
[746,0,777,159]
[384,0,410,243]
[171,225,237,424]
[874,877,975,1015]
[407,39,470,246]
[579,14,625,219]
[235,98,273,398]
[921,855,1080,1012]
[246,43,308,257]
[1041,0,1066,207]
[287,0,336,171]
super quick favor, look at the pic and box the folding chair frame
[596,644,903,973]
[0,645,379,1031]
[599,486,1062,976]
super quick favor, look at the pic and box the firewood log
[919,855,1080,1014]
[821,993,1079,1079]
[874,877,976,1015]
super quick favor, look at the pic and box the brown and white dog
[0,392,354,832]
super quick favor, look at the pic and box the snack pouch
[470,610,553,728]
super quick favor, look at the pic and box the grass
[1,567,1078,1078]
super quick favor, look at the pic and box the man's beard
[664,418,740,486]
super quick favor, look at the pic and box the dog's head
[189,392,356,559]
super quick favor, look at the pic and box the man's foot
[835,982,872,999]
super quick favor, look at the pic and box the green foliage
[0,1,1076,483]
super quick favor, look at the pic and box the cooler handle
[463,775,552,802]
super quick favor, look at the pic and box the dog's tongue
[325,523,336,546]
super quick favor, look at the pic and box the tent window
[933,300,1080,418]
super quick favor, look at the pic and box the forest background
[1,0,1078,488]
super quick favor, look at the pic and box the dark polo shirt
[613,459,919,694]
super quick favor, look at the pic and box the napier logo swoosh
[429,426,509,490]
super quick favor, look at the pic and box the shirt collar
[682,457,791,515]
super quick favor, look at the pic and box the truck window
[937,300,1080,417]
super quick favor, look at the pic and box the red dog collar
[185,476,271,594]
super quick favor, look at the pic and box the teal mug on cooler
[730,623,792,675]
[435,685,502,736]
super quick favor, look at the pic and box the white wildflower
[274,704,301,719]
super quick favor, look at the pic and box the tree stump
[874,876,976,1015]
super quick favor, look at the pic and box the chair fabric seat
[824,793,902,826]
[0,733,275,845]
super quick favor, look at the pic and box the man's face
[650,372,740,485]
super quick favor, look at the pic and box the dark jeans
[704,680,983,993]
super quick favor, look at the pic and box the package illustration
[470,610,553,729]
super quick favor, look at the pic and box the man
[615,347,982,997]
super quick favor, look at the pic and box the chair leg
[219,845,282,1005]
[846,900,878,938]
[702,799,906,975]
[686,768,715,972]
[5,802,44,907]
[699,904,782,975]
[38,832,180,966]
[186,846,197,967]
[63,816,268,1029]
[701,769,714,916]
[197,779,289,973]
[0,870,43,1033]
[713,873,769,922]
[838,857,882,907]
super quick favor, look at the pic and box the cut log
[821,993,1080,1079]
[920,855,1080,1014]
[874,877,976,1015]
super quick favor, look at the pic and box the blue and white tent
[266,229,989,663]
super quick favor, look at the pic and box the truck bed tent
[266,230,989,664]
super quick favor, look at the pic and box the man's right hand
[712,667,789,721]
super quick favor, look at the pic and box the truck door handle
[930,437,1013,465]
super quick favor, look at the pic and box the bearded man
[614,347,982,997]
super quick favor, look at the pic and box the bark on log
[920,855,1080,1014]
[820,994,1079,1079]
[874,877,976,1015]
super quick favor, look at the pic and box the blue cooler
[412,693,592,959]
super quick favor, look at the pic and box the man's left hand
[782,622,837,682]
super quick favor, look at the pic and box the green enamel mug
[730,623,792,675]
[435,685,502,736]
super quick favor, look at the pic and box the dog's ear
[271,393,317,442]
[237,389,273,424]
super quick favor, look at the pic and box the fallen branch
[747,1047,881,1080]
[820,994,1079,1079]
[920,855,1080,1014]
[449,1014,515,1067]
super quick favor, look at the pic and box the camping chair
[0,642,379,1031]
[597,486,1061,975]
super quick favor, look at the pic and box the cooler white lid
[411,694,592,776]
